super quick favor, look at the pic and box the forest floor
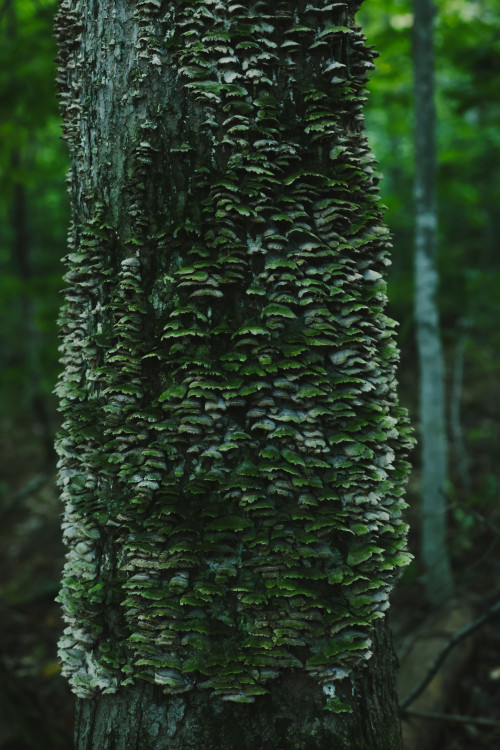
[1,418,499,749]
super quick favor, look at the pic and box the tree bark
[55,0,411,746]
[75,620,402,750]
[412,0,453,605]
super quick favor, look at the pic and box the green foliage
[359,0,500,524]
[0,0,68,415]
[359,0,500,337]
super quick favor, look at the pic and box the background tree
[359,0,500,596]
[54,0,411,747]
[412,0,453,605]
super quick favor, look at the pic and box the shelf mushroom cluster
[55,0,413,709]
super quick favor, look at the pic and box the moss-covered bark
[54,0,411,743]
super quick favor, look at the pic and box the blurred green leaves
[360,0,500,343]
[359,0,500,519]
[0,0,69,417]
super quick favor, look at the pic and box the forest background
[0,0,499,748]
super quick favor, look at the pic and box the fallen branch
[400,599,500,710]
[404,709,500,730]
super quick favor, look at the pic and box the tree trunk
[412,0,453,605]
[55,0,412,746]
[75,620,402,750]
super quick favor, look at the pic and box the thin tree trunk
[413,0,453,605]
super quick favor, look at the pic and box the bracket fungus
[55,0,412,710]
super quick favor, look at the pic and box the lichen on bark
[55,0,413,711]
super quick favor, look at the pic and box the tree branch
[404,709,500,729]
[400,600,500,710]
